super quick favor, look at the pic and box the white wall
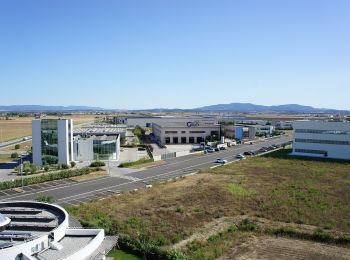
[292,121,350,160]
[64,229,105,260]
[32,120,42,166]
[58,120,70,165]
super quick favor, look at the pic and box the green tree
[11,152,19,159]
[14,144,20,149]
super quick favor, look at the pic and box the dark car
[214,148,220,152]
[244,151,254,156]
[219,147,226,150]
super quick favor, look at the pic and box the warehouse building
[292,120,350,160]
[153,121,221,145]
[110,115,217,127]
[223,125,255,140]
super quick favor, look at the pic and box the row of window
[295,138,350,145]
[165,136,204,144]
[294,148,327,155]
[165,130,206,134]
[295,129,350,135]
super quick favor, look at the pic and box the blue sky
[0,0,349,110]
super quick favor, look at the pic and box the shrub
[238,218,256,231]
[90,161,105,167]
[14,144,20,149]
[70,161,76,168]
[61,164,69,169]
[11,152,19,159]
[36,195,55,203]
[44,165,49,172]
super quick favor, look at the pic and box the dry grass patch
[69,171,107,182]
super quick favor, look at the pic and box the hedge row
[118,158,154,168]
[0,167,97,191]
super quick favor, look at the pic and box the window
[197,137,204,143]
[165,137,170,144]
[165,131,178,134]
[181,131,186,134]
[41,120,58,165]
[189,137,195,143]
[189,131,205,134]
[181,137,187,143]
[295,149,327,155]
[93,139,117,160]
[295,138,350,145]
[295,129,350,135]
[173,137,179,144]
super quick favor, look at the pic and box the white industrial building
[152,121,221,145]
[0,201,116,259]
[32,119,74,166]
[292,120,350,160]
[111,115,217,127]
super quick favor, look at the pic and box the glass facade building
[41,120,59,165]
[93,139,117,160]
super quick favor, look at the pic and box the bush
[14,144,20,149]
[36,195,55,203]
[0,167,97,191]
[70,161,76,168]
[238,218,256,231]
[11,152,19,159]
[118,158,153,168]
[90,161,105,167]
[61,164,69,169]
[44,165,49,172]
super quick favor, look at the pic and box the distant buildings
[292,120,350,160]
[109,115,217,127]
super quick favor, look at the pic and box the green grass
[107,249,140,260]
[118,158,153,168]
[227,183,257,197]
[67,148,350,259]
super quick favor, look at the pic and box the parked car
[214,148,220,152]
[243,151,254,156]
[206,148,215,153]
[215,158,227,164]
[235,154,246,159]
[219,147,226,150]
[258,148,268,153]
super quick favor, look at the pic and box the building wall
[116,116,217,127]
[32,119,73,166]
[153,124,221,145]
[292,121,350,160]
[32,120,42,165]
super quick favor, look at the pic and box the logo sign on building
[187,121,200,127]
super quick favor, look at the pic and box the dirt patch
[219,235,350,260]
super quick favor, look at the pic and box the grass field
[67,149,350,259]
[107,249,140,260]
[0,115,101,142]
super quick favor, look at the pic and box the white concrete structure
[32,119,73,166]
[153,122,221,145]
[0,201,116,260]
[292,120,350,160]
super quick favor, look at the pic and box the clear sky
[0,0,349,110]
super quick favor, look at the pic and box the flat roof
[153,122,221,128]
[0,202,66,247]
[74,123,126,136]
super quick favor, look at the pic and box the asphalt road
[0,137,32,149]
[0,135,292,206]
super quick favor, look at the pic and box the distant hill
[0,103,348,113]
[194,103,348,113]
[0,105,105,112]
